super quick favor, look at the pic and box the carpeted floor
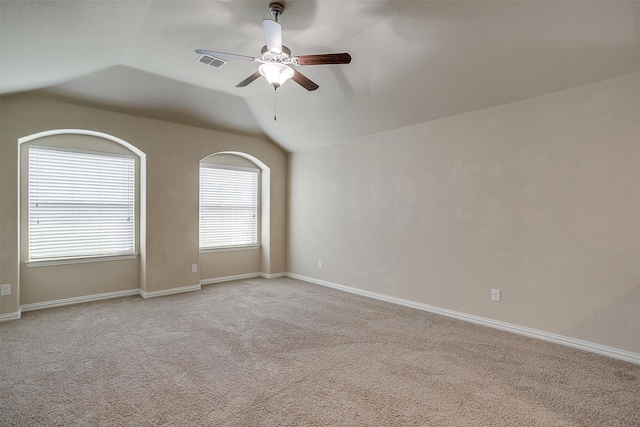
[1,277,638,426]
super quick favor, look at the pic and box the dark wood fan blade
[292,53,352,66]
[291,70,319,91]
[236,71,262,87]
[195,49,258,62]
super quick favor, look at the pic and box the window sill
[25,254,139,268]
[200,245,260,254]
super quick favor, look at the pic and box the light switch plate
[0,284,11,296]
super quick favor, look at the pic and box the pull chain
[273,88,277,121]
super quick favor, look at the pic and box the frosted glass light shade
[259,62,294,89]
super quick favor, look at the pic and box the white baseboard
[0,310,21,322]
[20,289,140,313]
[200,273,263,285]
[200,271,288,286]
[261,272,288,279]
[139,284,201,298]
[288,273,640,365]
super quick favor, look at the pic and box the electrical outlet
[1,284,11,296]
[317,260,322,268]
[491,288,501,302]
[192,264,198,273]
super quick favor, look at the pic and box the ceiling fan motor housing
[261,45,291,63]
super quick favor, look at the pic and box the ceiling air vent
[197,54,227,68]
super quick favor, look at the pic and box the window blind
[28,145,135,260]
[200,165,258,249]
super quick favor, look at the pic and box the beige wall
[288,73,640,353]
[0,94,287,312]
[199,249,261,281]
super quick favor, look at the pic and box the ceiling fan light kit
[195,1,351,92]
[259,62,294,89]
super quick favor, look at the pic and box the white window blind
[200,165,258,249]
[28,145,135,260]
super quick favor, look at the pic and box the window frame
[199,163,260,252]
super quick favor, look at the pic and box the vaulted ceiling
[1,1,638,152]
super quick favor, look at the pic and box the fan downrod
[269,2,284,21]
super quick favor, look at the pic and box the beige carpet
[1,277,638,426]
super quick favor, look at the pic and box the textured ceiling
[1,0,638,152]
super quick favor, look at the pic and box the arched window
[199,164,259,249]
[20,130,145,265]
[199,152,263,250]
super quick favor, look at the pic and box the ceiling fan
[196,1,351,92]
